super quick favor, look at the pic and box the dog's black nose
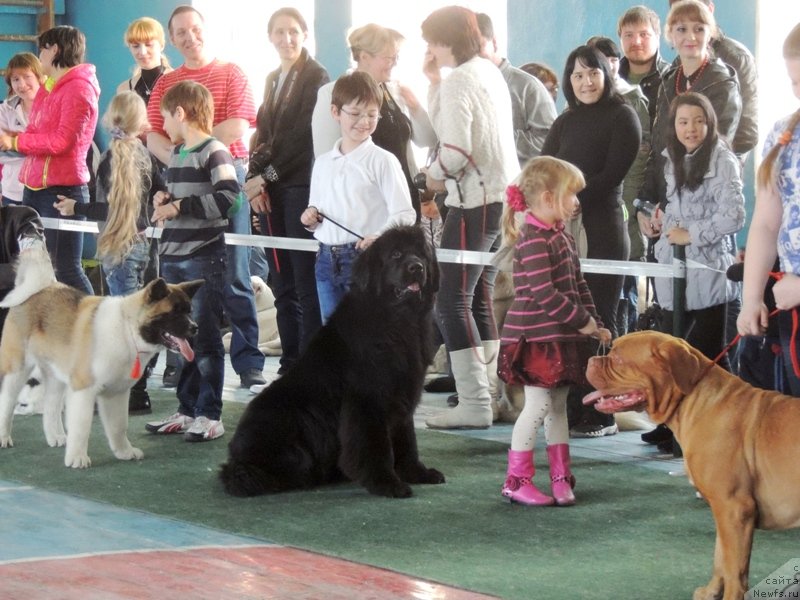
[407,260,423,274]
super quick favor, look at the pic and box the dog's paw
[64,452,91,469]
[366,478,413,498]
[0,435,14,448]
[692,583,723,600]
[418,467,445,485]
[114,446,144,461]
[398,464,446,485]
[46,433,67,447]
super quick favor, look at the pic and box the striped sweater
[500,215,600,344]
[160,137,239,260]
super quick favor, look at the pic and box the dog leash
[316,212,364,241]
[698,272,800,382]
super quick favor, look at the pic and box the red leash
[704,272,799,378]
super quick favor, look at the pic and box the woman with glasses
[312,23,437,219]
[243,7,330,375]
[419,6,519,430]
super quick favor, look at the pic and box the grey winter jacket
[654,140,745,311]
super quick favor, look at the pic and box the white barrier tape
[41,217,710,279]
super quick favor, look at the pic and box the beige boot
[483,339,501,422]
[426,346,493,429]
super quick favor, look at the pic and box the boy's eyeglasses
[340,109,382,123]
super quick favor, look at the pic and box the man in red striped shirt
[147,5,267,391]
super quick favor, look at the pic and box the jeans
[2,196,21,206]
[435,203,502,352]
[161,249,227,420]
[102,237,149,296]
[223,159,264,375]
[258,184,321,372]
[315,243,360,323]
[23,185,93,294]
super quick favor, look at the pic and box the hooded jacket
[17,63,100,189]
[653,140,745,311]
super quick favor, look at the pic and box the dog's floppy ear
[178,279,205,300]
[145,278,170,303]
[655,337,705,394]
[350,242,382,295]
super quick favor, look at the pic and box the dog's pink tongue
[176,337,195,362]
[582,390,603,406]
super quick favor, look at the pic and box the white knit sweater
[426,56,519,209]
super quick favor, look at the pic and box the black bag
[636,303,665,332]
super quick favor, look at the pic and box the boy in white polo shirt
[301,70,415,322]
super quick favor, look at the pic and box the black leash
[317,211,364,241]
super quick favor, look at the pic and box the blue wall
[1,0,758,221]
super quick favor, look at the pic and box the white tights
[510,385,569,451]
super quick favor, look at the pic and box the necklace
[675,57,709,95]
[138,65,164,98]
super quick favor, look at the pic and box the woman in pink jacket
[0,26,98,293]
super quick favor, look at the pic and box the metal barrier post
[672,244,687,337]
[671,243,687,458]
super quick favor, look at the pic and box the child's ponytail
[502,183,527,246]
[97,91,150,264]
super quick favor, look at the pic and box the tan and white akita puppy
[0,247,201,468]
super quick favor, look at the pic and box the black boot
[129,375,152,415]
[641,424,672,445]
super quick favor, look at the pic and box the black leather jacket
[639,58,742,208]
[712,34,758,156]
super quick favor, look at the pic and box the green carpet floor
[1,396,797,600]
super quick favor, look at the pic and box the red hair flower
[506,184,527,212]
[778,128,793,147]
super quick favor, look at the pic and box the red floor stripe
[0,545,498,599]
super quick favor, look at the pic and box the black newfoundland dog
[220,226,445,498]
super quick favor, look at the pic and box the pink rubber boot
[501,449,554,506]
[547,444,576,506]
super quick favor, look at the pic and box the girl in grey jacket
[653,93,745,367]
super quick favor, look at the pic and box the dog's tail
[219,459,299,497]
[0,246,56,308]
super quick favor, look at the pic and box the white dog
[223,275,281,356]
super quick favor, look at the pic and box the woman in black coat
[243,7,330,374]
[541,45,641,437]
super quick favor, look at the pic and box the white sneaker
[145,412,194,434]
[184,416,225,442]
[249,372,281,395]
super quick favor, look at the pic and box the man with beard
[617,6,670,130]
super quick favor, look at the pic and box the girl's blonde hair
[502,156,585,246]
[758,22,800,189]
[98,91,151,264]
